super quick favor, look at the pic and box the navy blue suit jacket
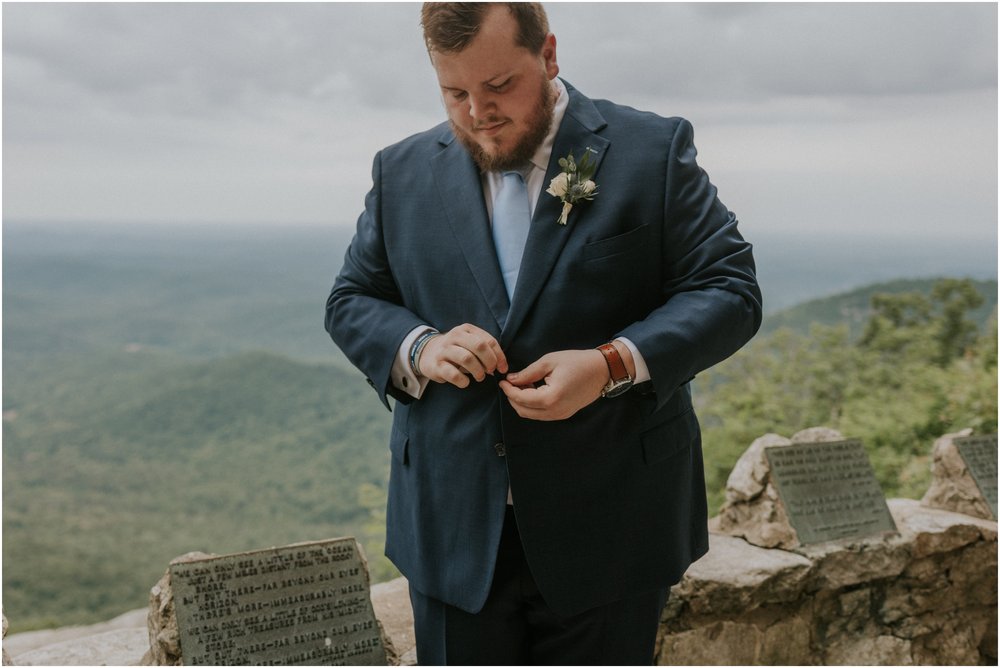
[326,81,761,617]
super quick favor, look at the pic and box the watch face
[603,378,633,398]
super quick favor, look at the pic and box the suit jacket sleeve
[617,118,762,409]
[325,150,425,409]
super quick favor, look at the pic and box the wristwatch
[597,342,633,398]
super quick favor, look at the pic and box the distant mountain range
[760,278,997,337]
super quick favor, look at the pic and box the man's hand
[418,323,508,388]
[499,349,610,421]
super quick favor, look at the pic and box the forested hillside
[697,278,997,510]
[3,351,394,629]
[759,278,997,338]
[3,223,995,632]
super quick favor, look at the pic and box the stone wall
[657,499,996,665]
[658,428,997,665]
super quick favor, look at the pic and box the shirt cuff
[392,326,433,399]
[615,337,651,384]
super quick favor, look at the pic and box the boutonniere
[546,148,599,225]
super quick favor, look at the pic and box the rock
[825,635,915,665]
[791,426,845,444]
[12,629,148,666]
[795,530,910,591]
[4,608,149,665]
[711,428,845,549]
[722,433,790,504]
[3,608,13,666]
[757,614,813,665]
[980,607,998,662]
[658,621,761,665]
[142,551,210,666]
[921,429,994,520]
[370,577,415,665]
[890,498,996,558]
[672,533,811,616]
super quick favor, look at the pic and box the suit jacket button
[494,442,506,457]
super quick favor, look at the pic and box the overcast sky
[3,2,997,246]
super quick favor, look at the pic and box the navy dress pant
[408,507,669,665]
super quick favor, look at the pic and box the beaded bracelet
[409,329,440,377]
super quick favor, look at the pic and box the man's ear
[542,33,559,80]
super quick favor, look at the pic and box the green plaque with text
[766,439,897,545]
[169,537,386,666]
[955,434,998,519]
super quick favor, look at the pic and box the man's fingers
[421,323,506,386]
[425,349,472,387]
[450,326,506,376]
[499,379,550,409]
[500,381,568,421]
[438,362,471,388]
[487,337,509,374]
[500,349,607,421]
[449,344,489,381]
[505,358,549,386]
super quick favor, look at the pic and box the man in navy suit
[326,3,761,664]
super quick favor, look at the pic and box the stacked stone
[660,428,998,665]
[142,551,212,666]
[3,609,13,666]
[659,499,996,664]
[921,429,995,520]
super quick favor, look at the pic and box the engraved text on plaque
[955,434,998,519]
[766,440,897,545]
[169,538,386,666]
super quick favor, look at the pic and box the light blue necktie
[491,169,531,299]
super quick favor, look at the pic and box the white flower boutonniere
[546,148,599,225]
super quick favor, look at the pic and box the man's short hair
[420,2,549,54]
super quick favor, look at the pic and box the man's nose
[467,93,496,122]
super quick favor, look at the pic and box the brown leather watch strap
[597,343,629,382]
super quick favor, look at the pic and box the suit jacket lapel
[430,134,510,330]
[502,84,610,345]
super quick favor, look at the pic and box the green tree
[931,279,985,364]
[860,278,984,366]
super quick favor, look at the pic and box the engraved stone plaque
[766,439,897,545]
[955,434,998,519]
[169,537,387,666]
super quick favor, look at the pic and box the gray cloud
[549,3,996,101]
[2,2,996,235]
[6,3,994,123]
[3,3,438,121]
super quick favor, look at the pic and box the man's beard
[452,78,556,173]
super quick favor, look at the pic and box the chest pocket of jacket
[641,407,697,465]
[582,224,650,263]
